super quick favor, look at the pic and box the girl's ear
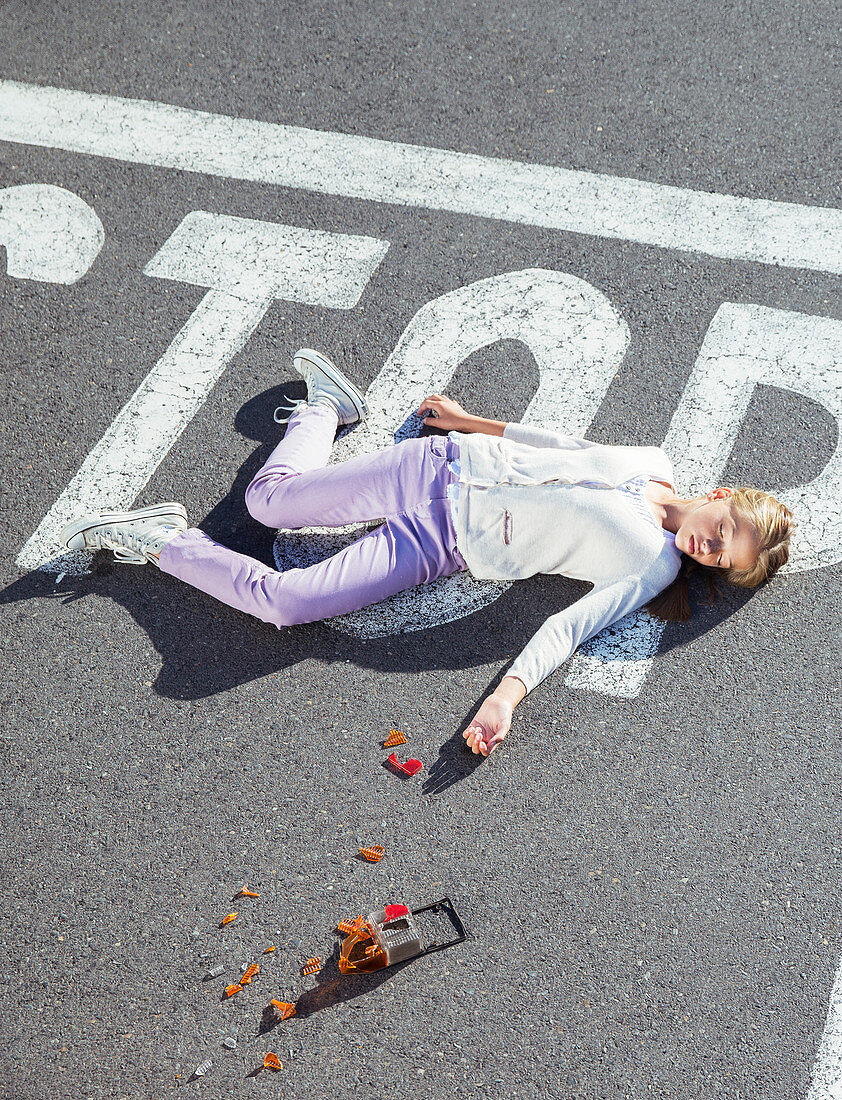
[706,487,733,501]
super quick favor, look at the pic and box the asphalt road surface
[1,3,840,1098]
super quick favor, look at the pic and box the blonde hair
[647,486,795,621]
[722,487,794,588]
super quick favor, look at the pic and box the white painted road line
[15,215,389,573]
[0,183,103,284]
[0,79,840,273]
[809,959,842,1100]
[664,303,842,573]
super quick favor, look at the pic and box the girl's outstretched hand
[417,394,471,432]
[462,695,513,757]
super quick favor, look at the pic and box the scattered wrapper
[387,753,423,777]
[359,845,385,863]
[270,999,296,1021]
[240,963,259,985]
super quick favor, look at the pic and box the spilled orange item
[263,945,276,954]
[337,918,357,934]
[220,912,238,926]
[338,916,387,974]
[224,983,243,998]
[236,887,260,898]
[270,999,296,1020]
[263,1052,282,1071]
[359,845,385,863]
[240,963,259,985]
[301,957,323,976]
[384,729,407,748]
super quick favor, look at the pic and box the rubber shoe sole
[60,502,188,551]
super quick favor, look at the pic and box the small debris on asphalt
[384,729,407,747]
[359,845,385,862]
[220,912,238,927]
[301,957,323,976]
[387,753,423,776]
[263,1052,282,1071]
[193,1059,212,1078]
[235,887,260,899]
[204,963,225,979]
[221,1037,237,1049]
[263,944,276,953]
[224,983,243,998]
[240,963,259,985]
[270,999,296,1021]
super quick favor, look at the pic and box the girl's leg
[245,406,453,530]
[158,495,465,627]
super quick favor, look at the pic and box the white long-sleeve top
[447,422,683,693]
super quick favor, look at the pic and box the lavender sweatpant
[158,405,466,627]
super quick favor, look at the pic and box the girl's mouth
[688,534,696,555]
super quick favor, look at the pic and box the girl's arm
[417,395,506,436]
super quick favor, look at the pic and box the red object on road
[384,904,409,920]
[386,753,423,777]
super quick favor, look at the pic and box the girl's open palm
[463,695,513,757]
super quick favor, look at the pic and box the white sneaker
[59,503,189,565]
[274,348,368,428]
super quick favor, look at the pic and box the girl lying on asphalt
[61,349,794,757]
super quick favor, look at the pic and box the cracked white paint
[665,303,842,573]
[0,183,103,283]
[275,268,629,644]
[563,608,666,699]
[16,214,388,573]
[145,211,387,307]
[809,965,842,1100]
[0,80,840,273]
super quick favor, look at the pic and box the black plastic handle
[411,896,468,955]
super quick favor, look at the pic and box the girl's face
[675,489,759,571]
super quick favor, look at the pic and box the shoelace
[98,530,149,564]
[273,398,308,424]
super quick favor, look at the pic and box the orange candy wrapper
[359,845,385,863]
[220,912,238,927]
[263,1052,283,1071]
[301,957,323,976]
[270,999,296,1020]
[236,887,260,898]
[263,945,276,954]
[338,916,387,975]
[384,729,407,748]
[240,963,259,985]
[224,983,243,998]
